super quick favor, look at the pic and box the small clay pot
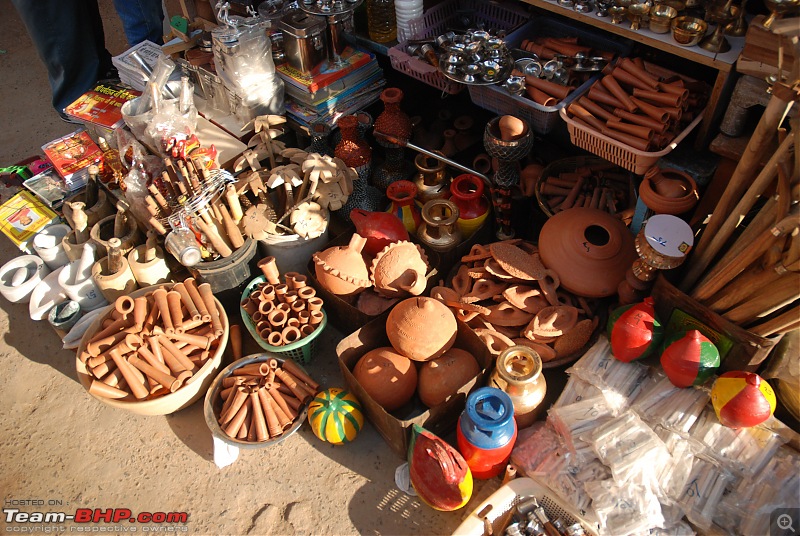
[354,347,418,411]
[418,348,480,407]
[312,233,371,296]
[639,167,699,215]
[370,241,430,298]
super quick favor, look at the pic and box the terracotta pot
[354,347,418,411]
[351,208,410,257]
[449,174,489,239]
[373,88,413,143]
[418,348,480,407]
[334,115,372,180]
[312,233,371,296]
[538,207,637,298]
[639,167,699,215]
[386,297,457,361]
[370,241,429,298]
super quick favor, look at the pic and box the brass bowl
[650,4,678,33]
[671,16,708,46]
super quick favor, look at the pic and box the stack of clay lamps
[241,256,324,347]
[215,357,319,442]
[537,159,634,218]
[434,240,599,362]
[79,278,225,401]
[566,58,707,151]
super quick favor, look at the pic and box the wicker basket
[388,0,529,95]
[240,275,328,364]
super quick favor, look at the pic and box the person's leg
[113,0,165,46]
[11,0,110,114]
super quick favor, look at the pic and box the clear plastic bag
[548,396,616,455]
[511,422,563,476]
[585,479,665,535]
[114,129,165,227]
[632,374,709,433]
[676,456,734,531]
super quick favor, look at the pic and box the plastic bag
[675,456,733,531]
[631,373,709,433]
[114,128,165,227]
[585,479,665,535]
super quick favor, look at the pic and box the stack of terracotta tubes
[216,358,319,442]
[539,161,634,219]
[241,256,324,347]
[79,278,225,401]
[566,58,708,152]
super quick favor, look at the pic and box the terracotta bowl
[203,354,309,449]
[75,283,228,416]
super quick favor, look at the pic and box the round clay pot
[351,209,410,257]
[639,167,699,216]
[312,233,371,296]
[418,348,480,407]
[538,207,637,298]
[373,88,413,143]
[370,241,429,298]
[449,174,490,239]
[387,297,458,361]
[354,347,418,411]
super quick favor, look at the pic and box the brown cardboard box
[336,317,493,458]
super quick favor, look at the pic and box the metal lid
[278,11,326,37]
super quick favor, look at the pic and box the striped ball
[711,372,776,429]
[308,388,364,445]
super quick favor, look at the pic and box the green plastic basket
[240,275,328,364]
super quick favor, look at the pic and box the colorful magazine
[64,82,140,130]
[41,130,103,190]
[277,47,375,94]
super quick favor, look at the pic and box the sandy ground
[0,2,503,534]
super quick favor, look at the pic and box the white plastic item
[62,307,107,350]
[58,260,108,312]
[75,242,97,284]
[0,255,50,303]
[29,266,68,321]
[32,224,71,270]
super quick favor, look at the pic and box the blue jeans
[12,0,113,114]
[113,0,165,46]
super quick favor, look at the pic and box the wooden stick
[683,135,794,293]
[681,84,799,291]
[706,260,799,311]
[722,275,799,324]
[692,209,800,301]
[749,305,800,337]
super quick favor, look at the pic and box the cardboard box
[336,317,493,459]
[0,190,61,253]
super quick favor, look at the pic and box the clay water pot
[370,241,429,298]
[387,297,457,361]
[449,174,489,239]
[538,207,637,298]
[386,180,423,235]
[350,209,410,257]
[373,88,413,143]
[312,233,371,296]
[354,347,418,411]
[418,348,480,407]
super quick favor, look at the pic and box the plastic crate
[388,0,530,95]
[468,17,633,134]
[240,275,328,364]
[559,60,707,175]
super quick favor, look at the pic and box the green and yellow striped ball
[308,388,364,444]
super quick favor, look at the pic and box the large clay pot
[538,207,637,298]
[354,347,418,412]
[350,209,409,257]
[386,180,423,234]
[449,174,489,239]
[387,297,457,361]
[370,241,429,298]
[418,348,480,407]
[312,233,371,296]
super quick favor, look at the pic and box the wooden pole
[681,134,794,292]
[680,83,798,291]
[722,276,798,324]
[749,305,800,337]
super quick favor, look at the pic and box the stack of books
[64,81,141,141]
[277,47,385,129]
[41,130,104,193]
[112,40,164,92]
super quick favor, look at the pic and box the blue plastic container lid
[459,387,516,449]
